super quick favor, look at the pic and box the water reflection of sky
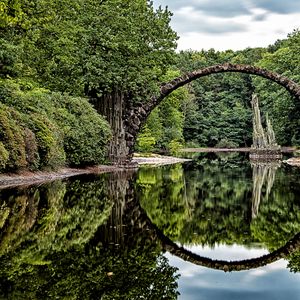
[165,244,300,300]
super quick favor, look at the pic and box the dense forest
[139,32,300,152]
[1,0,300,172]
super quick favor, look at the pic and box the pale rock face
[251,94,280,150]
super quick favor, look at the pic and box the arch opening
[126,63,300,159]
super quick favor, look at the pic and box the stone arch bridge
[106,63,300,164]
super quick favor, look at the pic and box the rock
[284,157,300,166]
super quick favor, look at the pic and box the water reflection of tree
[0,173,179,299]
[137,154,300,271]
[250,166,300,250]
[251,161,281,219]
[0,179,112,258]
[0,161,299,296]
[137,155,254,246]
[136,164,196,241]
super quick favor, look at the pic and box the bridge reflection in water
[0,154,299,298]
[96,157,300,273]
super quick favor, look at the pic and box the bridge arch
[95,174,300,272]
[156,225,300,272]
[136,202,300,272]
[125,63,300,159]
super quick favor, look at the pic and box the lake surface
[0,152,299,299]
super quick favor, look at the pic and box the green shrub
[48,94,111,166]
[0,141,9,170]
[291,134,300,147]
[215,138,239,149]
[0,104,27,171]
[136,125,156,153]
[23,128,40,170]
[26,114,66,169]
[0,79,111,171]
[184,141,200,148]
[167,139,183,156]
[0,38,19,78]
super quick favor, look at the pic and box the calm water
[0,152,299,299]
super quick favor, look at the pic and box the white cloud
[176,12,300,50]
[174,6,248,35]
[153,0,300,50]
[180,243,269,260]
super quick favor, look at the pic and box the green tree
[137,69,190,153]
[253,29,300,145]
[0,175,179,299]
[175,49,255,148]
[0,0,178,162]
[136,124,156,152]
[1,0,177,94]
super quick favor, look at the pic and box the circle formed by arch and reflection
[131,64,300,271]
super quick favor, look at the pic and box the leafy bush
[0,79,111,172]
[184,141,200,148]
[167,139,183,156]
[48,93,111,166]
[0,141,9,170]
[291,134,300,147]
[0,38,19,78]
[23,128,40,170]
[215,138,239,149]
[0,104,27,171]
[26,114,66,169]
[136,125,156,153]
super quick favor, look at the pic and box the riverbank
[1,149,298,189]
[0,165,119,189]
[131,154,191,165]
[0,154,191,189]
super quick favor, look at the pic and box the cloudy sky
[165,244,300,299]
[152,0,300,51]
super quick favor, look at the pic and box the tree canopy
[1,0,178,99]
[1,0,300,167]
